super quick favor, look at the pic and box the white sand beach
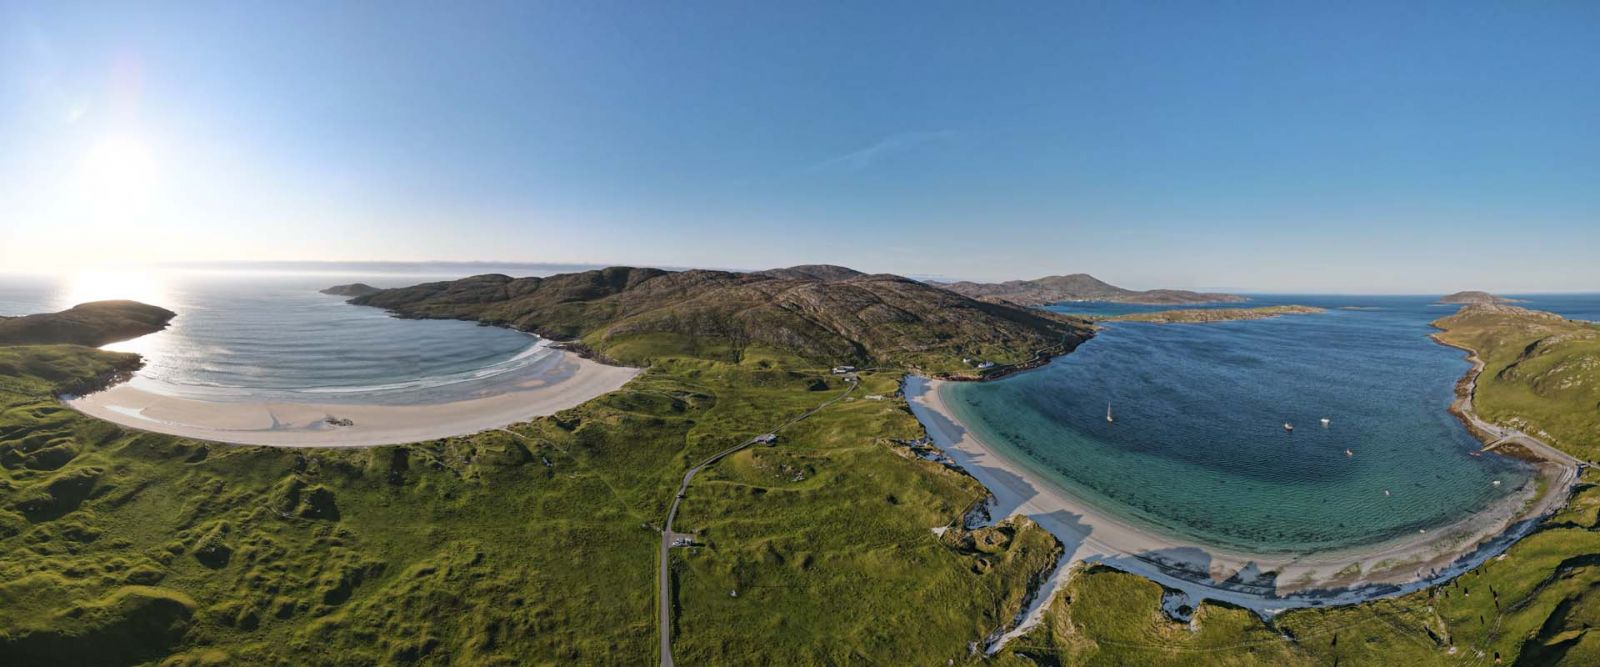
[69,351,640,447]
[904,376,1577,650]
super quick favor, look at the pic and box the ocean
[0,266,582,405]
[942,294,1599,554]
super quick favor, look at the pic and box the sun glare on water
[58,270,170,312]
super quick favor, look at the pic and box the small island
[1439,290,1516,305]
[1100,304,1324,324]
[319,283,381,297]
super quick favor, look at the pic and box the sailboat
[1106,402,1114,423]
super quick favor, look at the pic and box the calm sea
[0,266,585,405]
[944,294,1600,554]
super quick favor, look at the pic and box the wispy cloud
[808,130,956,173]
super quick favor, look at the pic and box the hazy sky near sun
[2,1,1597,292]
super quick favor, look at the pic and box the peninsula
[0,300,174,347]
[938,273,1246,307]
[1100,304,1324,323]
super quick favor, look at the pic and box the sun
[79,134,163,213]
[58,269,170,311]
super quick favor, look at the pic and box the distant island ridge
[936,273,1247,306]
[319,283,382,297]
[1439,290,1519,305]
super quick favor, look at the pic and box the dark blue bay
[943,294,1597,553]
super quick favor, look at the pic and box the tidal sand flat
[69,351,638,447]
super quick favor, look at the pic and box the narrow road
[659,373,860,667]
[1454,349,1587,468]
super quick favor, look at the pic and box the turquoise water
[0,268,568,405]
[941,295,1599,554]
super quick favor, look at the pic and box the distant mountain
[319,283,381,297]
[1439,291,1515,305]
[752,264,865,282]
[344,265,1091,372]
[0,301,175,347]
[938,273,1245,306]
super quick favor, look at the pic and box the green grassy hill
[7,292,1599,665]
[0,301,175,347]
[0,293,1069,665]
[350,266,1091,375]
[1433,303,1600,460]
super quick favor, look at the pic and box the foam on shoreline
[68,350,640,447]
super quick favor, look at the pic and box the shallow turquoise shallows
[940,295,1600,554]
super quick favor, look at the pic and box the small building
[832,365,857,375]
[755,433,778,445]
[976,361,996,370]
[864,394,886,401]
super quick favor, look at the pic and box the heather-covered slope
[350,266,1091,374]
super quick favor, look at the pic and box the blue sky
[2,1,1597,292]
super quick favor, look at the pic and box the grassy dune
[1,333,1060,664]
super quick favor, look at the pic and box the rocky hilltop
[344,266,1091,373]
[938,273,1245,306]
[319,283,381,297]
[1439,290,1515,305]
[0,300,176,347]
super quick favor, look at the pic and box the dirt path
[658,373,858,666]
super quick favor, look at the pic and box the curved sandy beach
[68,351,640,447]
[905,376,1577,649]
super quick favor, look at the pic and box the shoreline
[67,350,640,447]
[905,372,1578,650]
